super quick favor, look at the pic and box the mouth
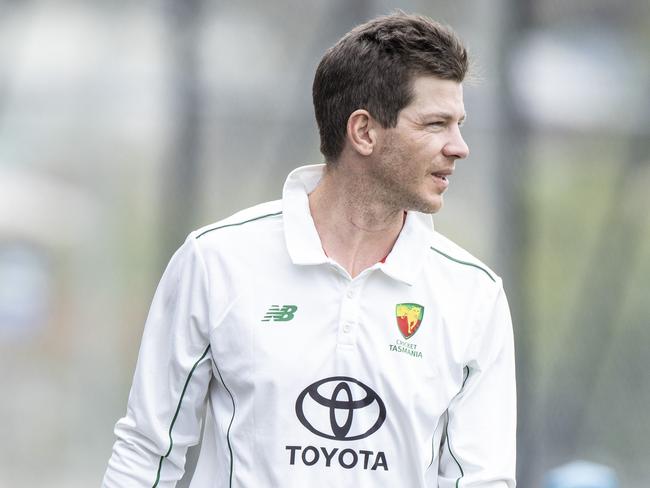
[431,169,453,187]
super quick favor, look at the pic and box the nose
[442,126,469,160]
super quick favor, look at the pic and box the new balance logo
[262,305,298,322]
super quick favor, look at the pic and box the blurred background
[1,0,648,486]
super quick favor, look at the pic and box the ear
[346,109,377,157]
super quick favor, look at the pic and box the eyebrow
[420,111,467,122]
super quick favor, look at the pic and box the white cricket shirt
[103,164,516,487]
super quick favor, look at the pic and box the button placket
[337,280,363,346]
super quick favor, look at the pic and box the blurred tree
[161,0,205,266]
[545,101,650,457]
[162,2,205,483]
[494,0,536,485]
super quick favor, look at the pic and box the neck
[308,163,405,278]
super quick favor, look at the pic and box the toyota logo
[295,376,386,441]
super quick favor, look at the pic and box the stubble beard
[372,133,442,215]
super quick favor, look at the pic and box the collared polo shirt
[103,164,516,488]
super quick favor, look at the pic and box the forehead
[402,75,465,118]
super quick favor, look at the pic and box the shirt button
[343,323,351,333]
[346,290,354,299]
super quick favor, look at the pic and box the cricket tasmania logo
[395,303,424,339]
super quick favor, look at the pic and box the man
[103,12,516,487]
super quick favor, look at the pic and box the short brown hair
[312,12,468,163]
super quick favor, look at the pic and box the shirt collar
[282,164,329,266]
[380,209,434,285]
[282,164,434,285]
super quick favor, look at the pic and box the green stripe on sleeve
[152,345,211,488]
[214,360,236,488]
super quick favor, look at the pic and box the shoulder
[191,200,283,242]
[185,200,284,263]
[427,230,501,289]
[424,231,506,333]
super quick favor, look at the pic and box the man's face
[371,75,469,214]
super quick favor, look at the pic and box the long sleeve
[438,281,517,487]
[103,235,213,488]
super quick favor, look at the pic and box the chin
[417,189,444,213]
[412,199,443,214]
